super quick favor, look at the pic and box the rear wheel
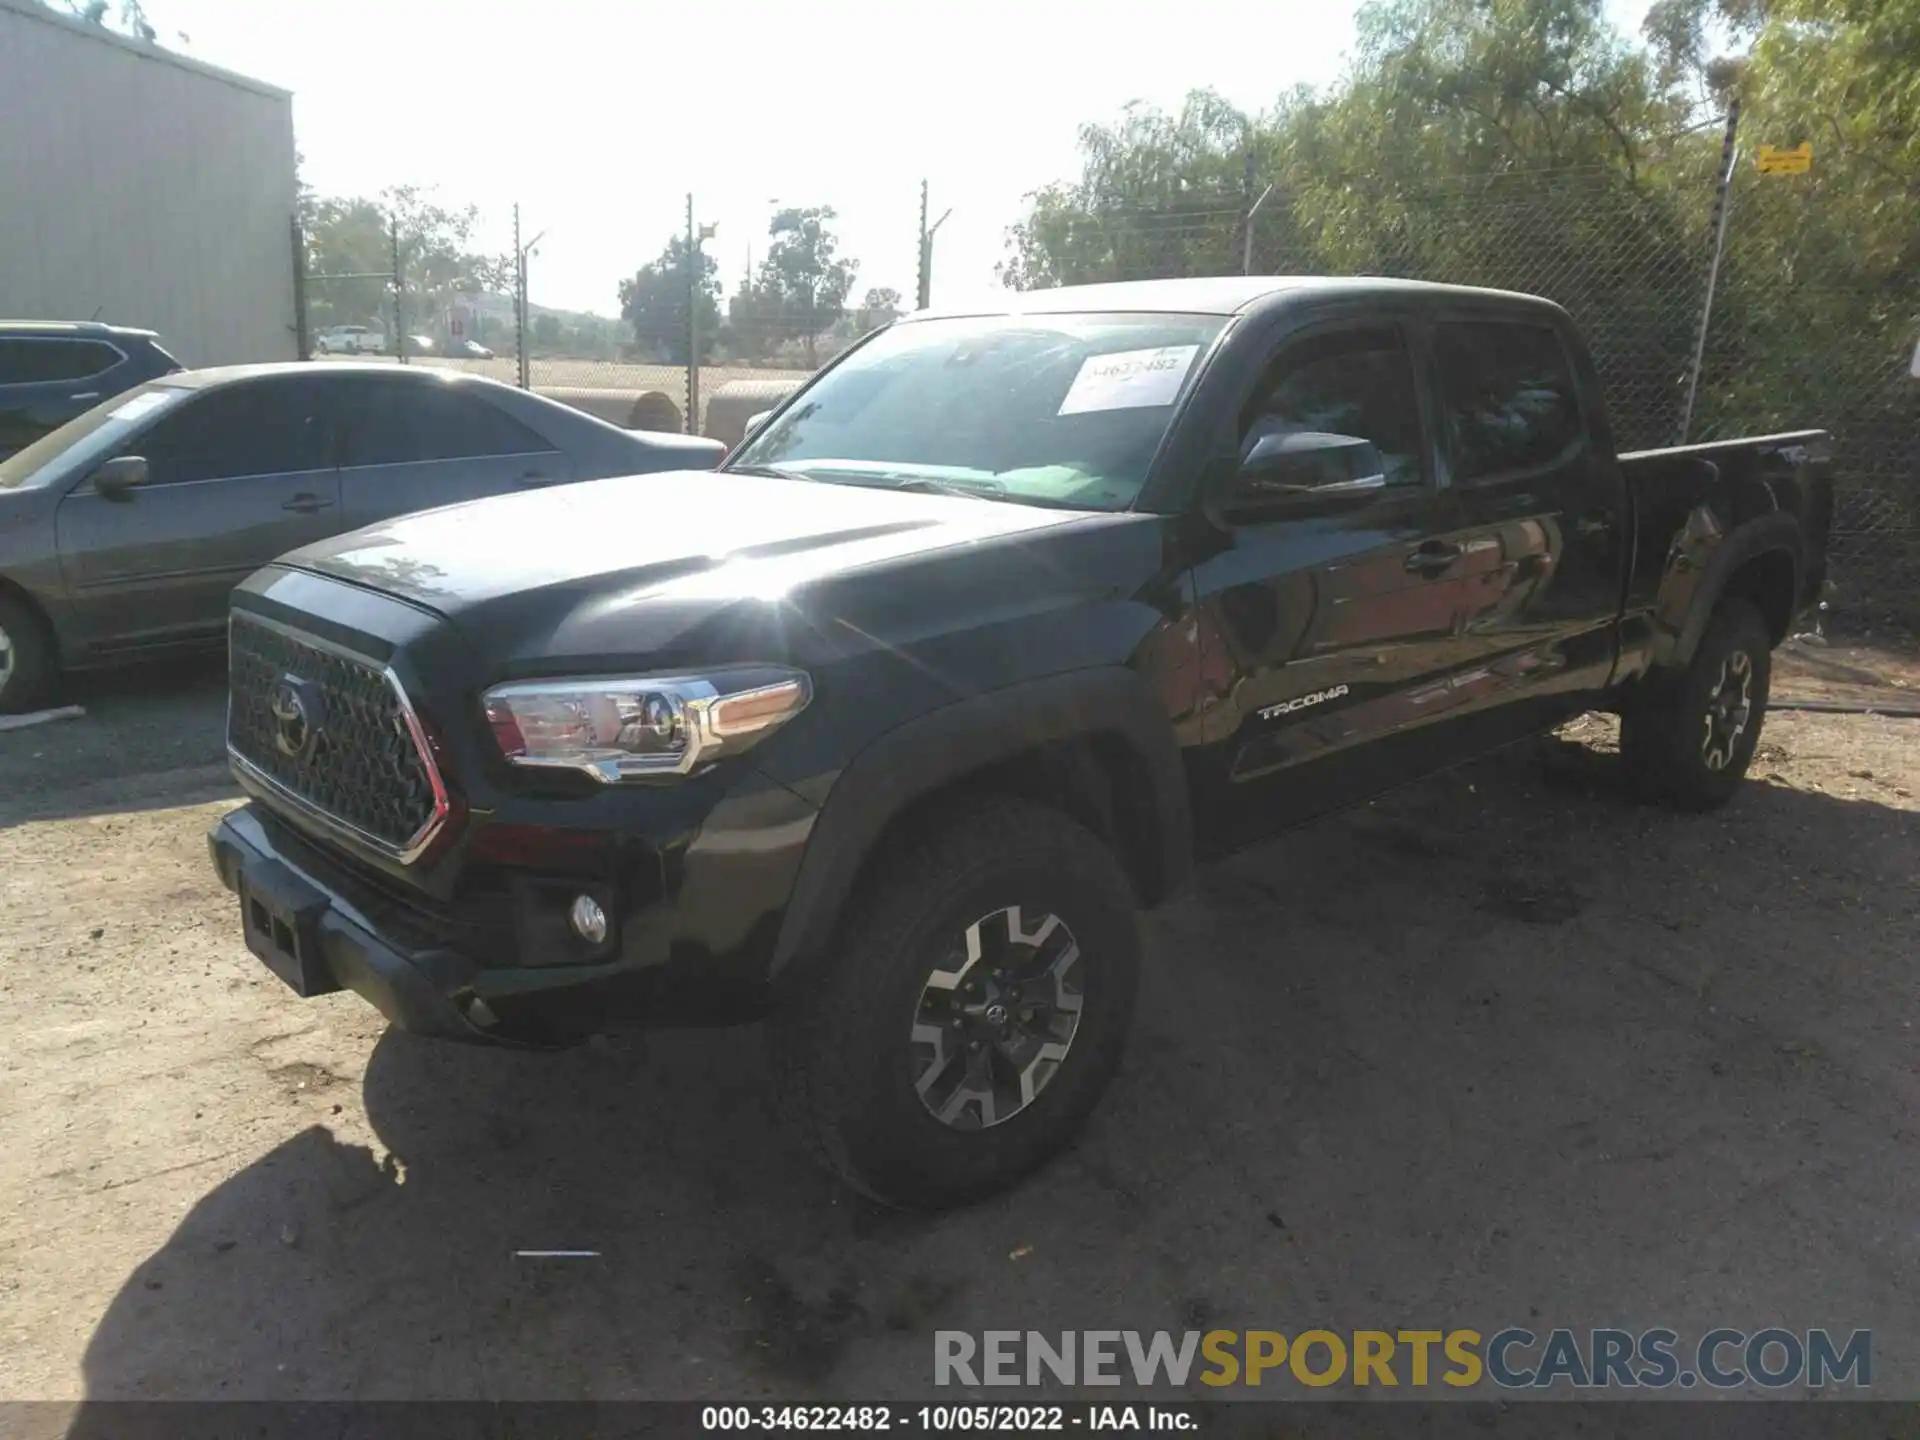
[1620,597,1771,811]
[0,593,56,715]
[769,798,1141,1209]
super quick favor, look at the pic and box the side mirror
[742,409,774,443]
[1225,430,1387,514]
[92,455,149,497]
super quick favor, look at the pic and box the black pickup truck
[208,277,1833,1208]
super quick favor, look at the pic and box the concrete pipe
[703,378,804,450]
[535,386,685,435]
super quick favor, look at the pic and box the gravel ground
[2,659,1916,1406]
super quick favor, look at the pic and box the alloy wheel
[910,905,1086,1130]
[1701,649,1754,771]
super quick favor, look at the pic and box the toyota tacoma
[208,277,1834,1208]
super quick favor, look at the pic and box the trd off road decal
[1257,684,1350,721]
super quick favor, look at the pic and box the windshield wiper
[891,476,1005,499]
[727,463,810,481]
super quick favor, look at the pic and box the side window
[339,382,552,468]
[1243,326,1427,487]
[132,381,330,485]
[1433,321,1584,482]
[0,338,121,385]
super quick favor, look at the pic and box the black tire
[1620,597,1772,812]
[0,592,57,715]
[768,797,1141,1209]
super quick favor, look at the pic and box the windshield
[0,383,188,490]
[729,312,1227,511]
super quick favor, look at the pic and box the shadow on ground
[64,729,1920,1405]
[0,655,230,826]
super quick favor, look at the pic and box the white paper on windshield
[1057,345,1200,415]
[108,391,173,423]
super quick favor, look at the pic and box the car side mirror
[1223,430,1387,516]
[742,409,774,443]
[92,455,149,497]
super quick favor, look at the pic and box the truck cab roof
[913,274,1563,322]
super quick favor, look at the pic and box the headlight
[482,667,811,782]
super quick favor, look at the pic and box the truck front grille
[227,614,447,860]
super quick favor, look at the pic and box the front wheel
[1620,596,1772,811]
[0,593,56,715]
[768,798,1141,1209]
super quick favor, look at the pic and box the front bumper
[210,768,820,1046]
[209,805,515,1044]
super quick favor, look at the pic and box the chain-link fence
[293,162,1918,623]
[1061,157,1918,624]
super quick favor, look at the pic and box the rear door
[1186,318,1487,849]
[334,377,572,529]
[0,336,130,457]
[54,377,341,654]
[1422,314,1628,748]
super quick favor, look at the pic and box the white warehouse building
[0,0,298,368]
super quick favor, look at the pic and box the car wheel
[0,593,57,715]
[769,797,1141,1209]
[1620,597,1772,812]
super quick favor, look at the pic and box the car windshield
[728,312,1227,511]
[0,382,188,489]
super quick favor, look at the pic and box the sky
[147,0,1655,317]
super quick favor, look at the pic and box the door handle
[69,392,101,402]
[516,470,551,485]
[1405,541,1463,575]
[282,493,333,514]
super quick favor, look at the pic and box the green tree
[858,286,903,331]
[617,235,721,363]
[45,0,156,41]
[998,1,1708,441]
[303,187,506,342]
[998,0,1920,611]
[736,207,859,365]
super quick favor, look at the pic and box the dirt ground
[1,651,1916,1406]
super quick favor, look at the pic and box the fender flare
[767,667,1193,980]
[1657,512,1803,672]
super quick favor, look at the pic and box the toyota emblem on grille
[269,675,326,761]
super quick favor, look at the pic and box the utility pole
[686,193,699,435]
[916,180,951,311]
[512,204,526,388]
[1678,95,1742,445]
[290,214,309,361]
[514,207,546,390]
[1243,184,1275,276]
[391,214,405,363]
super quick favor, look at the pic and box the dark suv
[0,322,182,458]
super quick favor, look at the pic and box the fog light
[567,894,608,945]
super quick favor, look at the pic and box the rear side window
[134,380,330,484]
[1433,321,1584,482]
[339,381,552,467]
[0,337,123,385]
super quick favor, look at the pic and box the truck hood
[278,469,1110,667]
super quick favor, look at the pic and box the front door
[1185,321,1481,852]
[54,377,341,655]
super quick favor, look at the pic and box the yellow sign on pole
[1756,143,1813,175]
